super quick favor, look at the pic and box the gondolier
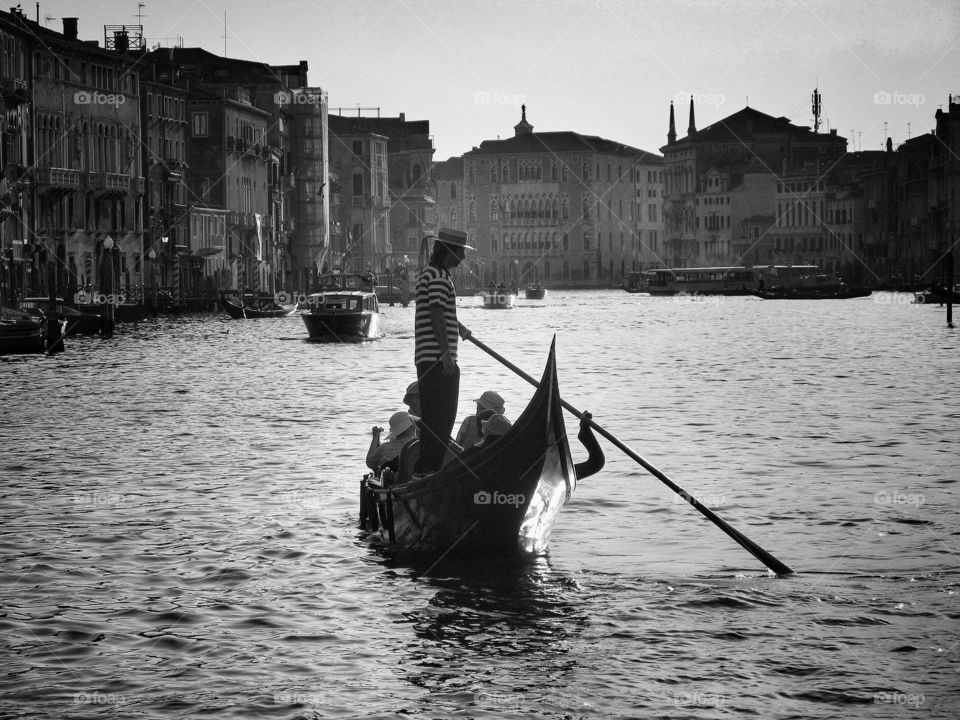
[413,228,473,477]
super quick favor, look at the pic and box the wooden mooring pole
[947,250,954,329]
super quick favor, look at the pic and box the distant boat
[301,273,383,341]
[0,306,45,356]
[750,286,872,300]
[524,282,547,300]
[480,287,517,309]
[915,284,960,305]
[221,293,291,319]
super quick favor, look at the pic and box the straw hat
[384,411,418,440]
[474,390,505,412]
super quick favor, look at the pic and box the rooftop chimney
[114,29,129,54]
[63,17,78,41]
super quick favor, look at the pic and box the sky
[35,0,960,161]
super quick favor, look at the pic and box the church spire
[514,104,534,136]
[687,96,697,135]
[667,101,677,145]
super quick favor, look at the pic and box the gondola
[360,340,594,558]
[221,294,291,319]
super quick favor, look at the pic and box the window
[191,112,208,137]
[353,173,363,196]
[491,164,497,183]
[352,140,363,156]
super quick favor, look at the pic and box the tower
[687,96,697,135]
[667,101,676,145]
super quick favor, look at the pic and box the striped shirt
[414,264,458,364]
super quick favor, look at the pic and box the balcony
[88,172,130,196]
[36,167,82,194]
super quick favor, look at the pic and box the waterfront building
[661,100,847,269]
[0,10,32,303]
[163,48,328,293]
[329,112,435,274]
[461,106,662,288]
[327,119,390,273]
[433,156,464,233]
[138,51,189,298]
[0,10,145,302]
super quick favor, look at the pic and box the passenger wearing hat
[413,228,475,476]
[366,411,419,472]
[455,390,507,448]
[402,381,421,417]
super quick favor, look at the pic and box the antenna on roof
[222,12,227,56]
[811,87,822,133]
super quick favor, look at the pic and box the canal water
[1,291,957,719]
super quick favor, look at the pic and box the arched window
[490,164,497,183]
[582,162,590,181]
[490,198,499,221]
[450,183,457,199]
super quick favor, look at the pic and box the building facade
[661,100,847,269]
[0,10,145,303]
[460,107,663,289]
[327,121,390,273]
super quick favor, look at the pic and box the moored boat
[0,306,45,356]
[221,293,291,319]
[524,282,547,300]
[360,341,592,558]
[20,297,100,335]
[301,272,383,341]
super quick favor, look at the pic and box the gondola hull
[525,283,547,300]
[361,341,575,558]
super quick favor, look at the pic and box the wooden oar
[460,326,795,576]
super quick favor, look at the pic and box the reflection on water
[2,293,958,718]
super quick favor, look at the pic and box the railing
[36,167,82,190]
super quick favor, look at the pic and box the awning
[197,246,224,257]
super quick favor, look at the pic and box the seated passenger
[455,390,506,448]
[366,411,418,472]
[474,413,512,448]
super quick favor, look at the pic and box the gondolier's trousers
[415,359,460,474]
